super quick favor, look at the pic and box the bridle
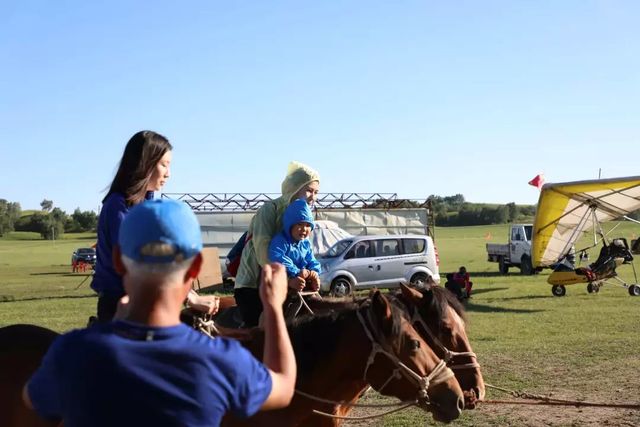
[405,303,480,371]
[356,304,454,404]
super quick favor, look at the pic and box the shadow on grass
[464,301,545,314]
[490,295,555,301]
[468,271,541,278]
[0,294,96,303]
[30,272,68,276]
[468,287,509,295]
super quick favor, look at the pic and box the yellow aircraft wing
[532,176,640,268]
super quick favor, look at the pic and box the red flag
[528,174,545,190]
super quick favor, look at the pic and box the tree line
[429,194,537,226]
[0,199,98,239]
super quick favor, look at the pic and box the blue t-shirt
[27,321,272,427]
[91,191,153,295]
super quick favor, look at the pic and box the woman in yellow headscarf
[234,161,320,327]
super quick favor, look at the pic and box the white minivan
[318,234,440,297]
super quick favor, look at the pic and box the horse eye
[410,340,421,351]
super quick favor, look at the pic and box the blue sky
[1,1,639,213]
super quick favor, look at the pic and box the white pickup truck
[486,224,536,275]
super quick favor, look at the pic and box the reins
[295,303,455,420]
[482,383,640,410]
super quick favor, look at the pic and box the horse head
[362,291,464,423]
[397,283,485,408]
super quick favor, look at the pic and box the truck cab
[487,224,535,274]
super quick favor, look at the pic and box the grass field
[1,224,639,426]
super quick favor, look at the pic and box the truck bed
[486,243,510,262]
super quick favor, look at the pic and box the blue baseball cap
[119,199,203,263]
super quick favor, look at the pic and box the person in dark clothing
[444,273,465,300]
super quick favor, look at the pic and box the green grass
[1,224,639,426]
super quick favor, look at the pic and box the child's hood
[283,199,315,239]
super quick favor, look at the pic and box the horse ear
[371,291,393,334]
[400,283,423,304]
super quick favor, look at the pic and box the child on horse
[234,161,320,327]
[269,198,321,295]
[23,199,296,426]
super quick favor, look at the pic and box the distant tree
[0,199,22,236]
[506,202,519,222]
[443,194,465,207]
[66,208,98,232]
[40,199,53,212]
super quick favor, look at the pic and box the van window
[325,239,352,258]
[512,227,521,241]
[346,241,374,259]
[402,238,425,254]
[376,239,400,256]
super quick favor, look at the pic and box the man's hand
[260,263,289,308]
[187,292,221,315]
[299,268,310,279]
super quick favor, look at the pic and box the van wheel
[410,273,428,287]
[330,278,352,297]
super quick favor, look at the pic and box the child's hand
[288,276,306,291]
[306,271,320,291]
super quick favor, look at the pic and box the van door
[510,225,529,264]
[401,237,432,278]
[371,238,404,286]
[342,240,377,287]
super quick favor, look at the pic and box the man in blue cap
[22,199,296,426]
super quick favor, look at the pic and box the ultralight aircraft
[531,176,640,297]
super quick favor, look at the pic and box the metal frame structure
[162,192,436,240]
[162,192,433,211]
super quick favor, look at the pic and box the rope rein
[294,306,455,421]
[483,383,640,410]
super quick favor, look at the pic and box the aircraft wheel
[628,284,640,296]
[552,285,566,297]
[587,283,597,293]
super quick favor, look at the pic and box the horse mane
[287,298,404,380]
[423,285,467,327]
[391,285,467,332]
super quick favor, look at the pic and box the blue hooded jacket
[268,199,321,278]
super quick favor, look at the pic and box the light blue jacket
[268,199,321,278]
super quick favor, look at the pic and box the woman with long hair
[92,131,218,322]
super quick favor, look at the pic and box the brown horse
[394,284,485,407]
[290,283,485,422]
[0,324,60,427]
[222,291,464,426]
[0,292,463,427]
